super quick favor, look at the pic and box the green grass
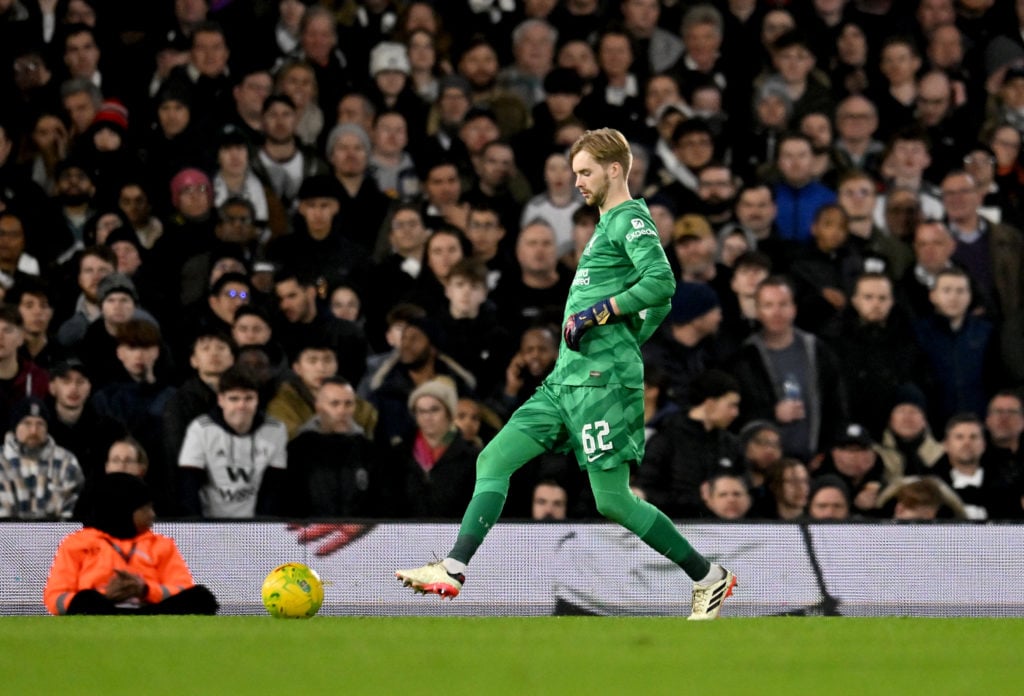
[3,617,1022,695]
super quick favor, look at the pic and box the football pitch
[3,616,1022,695]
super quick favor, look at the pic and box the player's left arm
[564,209,674,351]
[612,211,674,344]
[634,301,671,345]
[610,211,674,315]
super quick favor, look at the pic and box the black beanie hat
[8,396,51,432]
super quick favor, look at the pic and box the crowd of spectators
[0,0,1023,524]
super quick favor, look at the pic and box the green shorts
[504,381,646,472]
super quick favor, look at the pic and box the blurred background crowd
[0,0,1023,525]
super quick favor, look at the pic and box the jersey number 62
[581,420,614,455]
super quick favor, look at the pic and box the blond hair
[569,128,632,177]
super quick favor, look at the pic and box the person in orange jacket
[44,472,218,615]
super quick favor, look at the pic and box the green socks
[449,491,506,564]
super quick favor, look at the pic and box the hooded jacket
[177,407,288,518]
[43,474,195,615]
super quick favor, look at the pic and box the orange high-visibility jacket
[43,527,196,615]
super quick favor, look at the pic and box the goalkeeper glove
[563,298,618,351]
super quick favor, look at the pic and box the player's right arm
[563,297,619,351]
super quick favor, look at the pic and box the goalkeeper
[398,128,736,620]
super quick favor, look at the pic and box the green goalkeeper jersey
[548,198,674,388]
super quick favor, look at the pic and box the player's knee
[595,491,655,533]
[471,445,514,497]
[475,445,506,480]
[594,493,631,525]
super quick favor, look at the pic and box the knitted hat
[809,474,851,505]
[738,419,781,449]
[646,191,678,217]
[93,99,129,133]
[404,315,446,350]
[756,77,793,112]
[438,73,472,99]
[669,281,720,324]
[408,377,458,419]
[87,473,153,539]
[985,35,1024,80]
[169,167,213,209]
[325,123,371,159]
[97,271,138,303]
[369,41,411,77]
[8,396,51,431]
[104,226,144,255]
[891,382,927,413]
